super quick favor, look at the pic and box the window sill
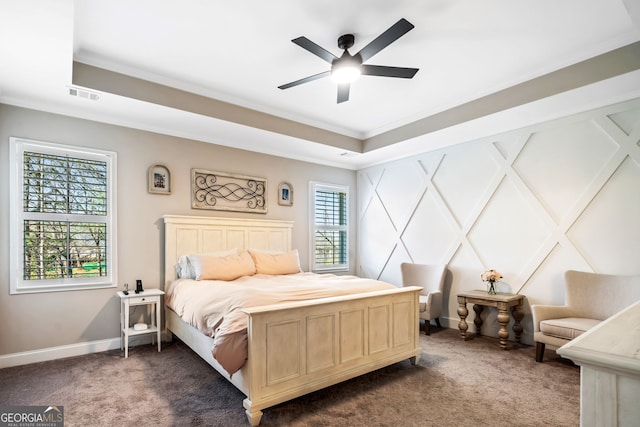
[11,282,116,295]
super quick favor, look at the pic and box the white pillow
[176,248,239,279]
[190,251,256,281]
[248,249,301,275]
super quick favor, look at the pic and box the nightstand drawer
[129,295,158,305]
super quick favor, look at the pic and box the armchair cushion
[539,317,601,340]
[531,305,577,332]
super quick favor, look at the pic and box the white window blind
[10,137,117,293]
[310,182,348,272]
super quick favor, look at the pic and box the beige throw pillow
[191,251,256,281]
[176,248,239,279]
[249,249,301,275]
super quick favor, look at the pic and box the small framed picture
[278,182,293,206]
[148,164,171,195]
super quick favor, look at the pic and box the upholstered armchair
[532,270,640,362]
[401,263,448,335]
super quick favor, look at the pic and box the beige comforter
[165,272,396,375]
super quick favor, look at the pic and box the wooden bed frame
[163,215,421,426]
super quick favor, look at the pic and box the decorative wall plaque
[278,182,293,206]
[191,169,267,213]
[148,164,171,194]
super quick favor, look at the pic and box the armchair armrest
[430,290,442,306]
[423,289,441,302]
[423,290,443,319]
[531,305,577,332]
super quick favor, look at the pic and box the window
[309,182,349,272]
[10,137,117,294]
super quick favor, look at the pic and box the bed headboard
[163,215,293,289]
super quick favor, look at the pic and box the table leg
[473,304,484,336]
[511,304,524,343]
[156,301,162,352]
[149,305,155,346]
[120,300,124,351]
[124,300,130,358]
[457,298,468,340]
[496,308,510,349]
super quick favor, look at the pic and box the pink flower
[481,269,503,282]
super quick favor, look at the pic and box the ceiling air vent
[339,152,359,158]
[68,86,100,101]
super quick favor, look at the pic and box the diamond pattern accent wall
[357,99,640,343]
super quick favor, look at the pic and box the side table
[117,288,164,358]
[457,290,524,349]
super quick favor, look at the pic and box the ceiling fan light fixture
[331,51,362,84]
[331,64,361,84]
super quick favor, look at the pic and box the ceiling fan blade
[278,70,331,90]
[337,83,350,103]
[292,37,338,64]
[357,18,414,63]
[361,64,419,78]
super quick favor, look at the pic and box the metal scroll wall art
[191,169,267,213]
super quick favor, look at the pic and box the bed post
[243,403,262,427]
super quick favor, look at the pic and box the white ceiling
[1,0,640,169]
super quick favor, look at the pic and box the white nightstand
[117,288,164,358]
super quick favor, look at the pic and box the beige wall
[3,96,639,360]
[357,98,640,344]
[0,104,356,356]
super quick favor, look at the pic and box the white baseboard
[0,335,156,369]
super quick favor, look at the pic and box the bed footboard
[241,286,422,426]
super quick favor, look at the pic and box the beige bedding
[165,272,396,375]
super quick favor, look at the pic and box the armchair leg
[424,320,431,335]
[435,318,441,328]
[535,342,545,362]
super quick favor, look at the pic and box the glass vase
[487,281,496,295]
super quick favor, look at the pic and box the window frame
[309,181,349,273]
[9,137,117,294]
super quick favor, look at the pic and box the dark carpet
[0,328,580,426]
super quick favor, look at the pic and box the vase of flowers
[481,269,502,295]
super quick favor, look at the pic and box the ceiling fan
[278,18,419,103]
